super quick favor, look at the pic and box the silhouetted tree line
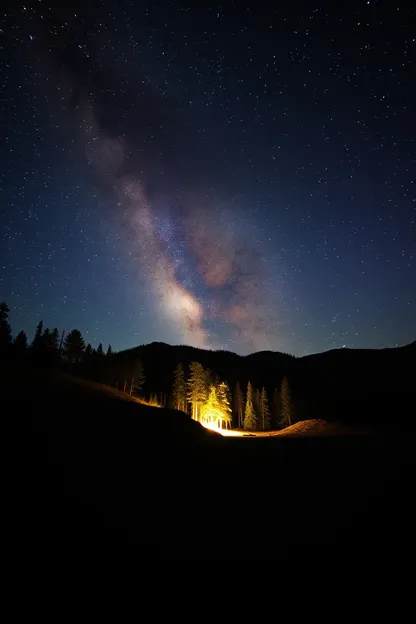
[0,301,145,399]
[5,299,411,429]
[0,300,297,429]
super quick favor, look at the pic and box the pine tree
[31,321,51,364]
[97,342,104,356]
[280,377,293,428]
[50,328,59,352]
[32,320,43,349]
[40,327,60,364]
[172,362,187,412]
[0,302,12,356]
[260,387,271,431]
[130,358,145,395]
[244,381,257,431]
[187,361,207,421]
[106,344,113,357]
[84,343,93,358]
[234,382,245,429]
[64,329,85,364]
[217,380,232,428]
[13,330,27,356]
[42,328,51,348]
[42,328,52,358]
[201,385,222,427]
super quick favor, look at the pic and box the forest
[0,301,294,431]
[2,300,415,432]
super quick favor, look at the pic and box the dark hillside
[11,363,415,559]
[293,342,416,428]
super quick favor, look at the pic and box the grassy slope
[13,365,414,559]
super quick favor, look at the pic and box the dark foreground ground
[12,366,414,559]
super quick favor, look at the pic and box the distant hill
[294,340,415,428]
[116,339,415,429]
[118,341,297,398]
[299,339,416,363]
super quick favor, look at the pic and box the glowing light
[218,428,245,437]
[201,418,220,432]
[200,420,244,437]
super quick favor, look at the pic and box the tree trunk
[59,329,65,352]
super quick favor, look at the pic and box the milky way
[78,94,280,350]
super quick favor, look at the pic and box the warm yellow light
[218,428,245,437]
[201,420,220,432]
[201,421,244,437]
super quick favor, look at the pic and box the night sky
[1,1,415,356]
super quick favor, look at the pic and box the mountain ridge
[141,339,415,360]
[115,338,415,429]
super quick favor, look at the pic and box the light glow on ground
[201,422,245,437]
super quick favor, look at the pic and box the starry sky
[0,0,415,356]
